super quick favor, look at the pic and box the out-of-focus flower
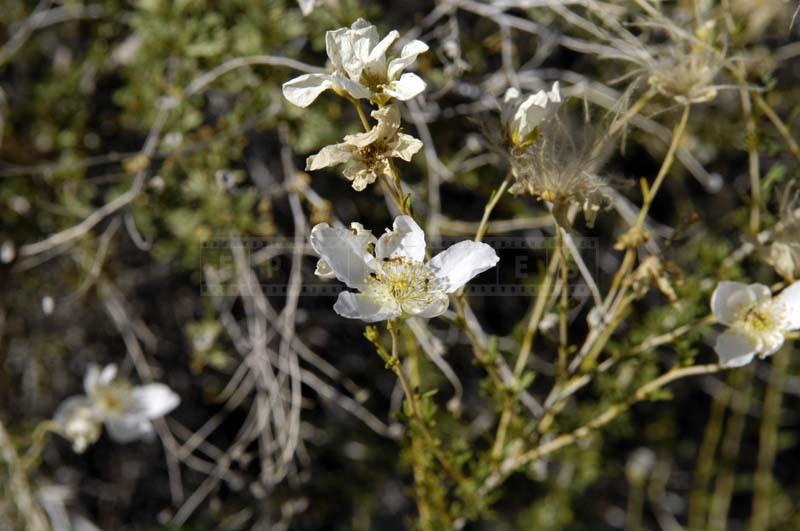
[42,295,55,315]
[636,21,722,104]
[53,398,101,453]
[309,215,499,322]
[297,0,315,15]
[501,82,562,146]
[769,196,800,280]
[1,240,14,263]
[282,19,428,107]
[625,447,656,485]
[54,364,180,452]
[710,281,800,367]
[306,105,422,191]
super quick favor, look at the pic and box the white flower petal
[501,88,521,127]
[376,215,426,262]
[282,73,333,108]
[342,163,378,191]
[711,281,751,325]
[384,72,426,100]
[315,259,337,279]
[333,291,400,322]
[366,30,399,73]
[306,142,354,171]
[515,81,562,139]
[387,40,429,80]
[104,416,154,443]
[775,280,800,330]
[343,126,382,149]
[310,223,378,288]
[759,331,785,358]
[83,366,100,394]
[99,364,117,385]
[407,292,450,318]
[429,241,499,293]
[714,329,759,367]
[349,222,378,249]
[350,23,381,75]
[330,71,371,100]
[392,133,423,161]
[749,283,772,302]
[128,383,180,419]
[326,20,377,79]
[372,104,402,141]
[83,364,117,394]
[54,396,93,429]
[325,26,348,72]
[503,87,521,102]
[54,396,101,453]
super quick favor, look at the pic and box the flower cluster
[283,18,428,107]
[283,19,427,192]
[310,216,499,322]
[54,364,180,453]
[711,281,800,367]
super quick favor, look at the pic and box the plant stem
[490,250,559,459]
[708,367,753,531]
[0,418,51,531]
[481,363,724,495]
[475,174,511,243]
[386,321,465,486]
[748,347,789,531]
[555,225,570,382]
[688,383,731,531]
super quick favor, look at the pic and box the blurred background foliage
[1,0,800,530]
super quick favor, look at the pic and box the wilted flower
[497,84,609,227]
[306,104,422,191]
[507,118,608,227]
[614,19,723,105]
[283,19,428,107]
[501,82,562,146]
[710,281,800,367]
[309,215,499,321]
[770,241,800,281]
[769,195,800,280]
[54,364,180,452]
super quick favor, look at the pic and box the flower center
[358,143,385,168]
[91,382,132,417]
[736,299,785,336]
[365,258,439,311]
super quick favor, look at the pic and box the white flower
[306,104,422,191]
[710,280,800,367]
[54,364,180,452]
[501,82,562,146]
[309,215,499,322]
[282,18,428,107]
